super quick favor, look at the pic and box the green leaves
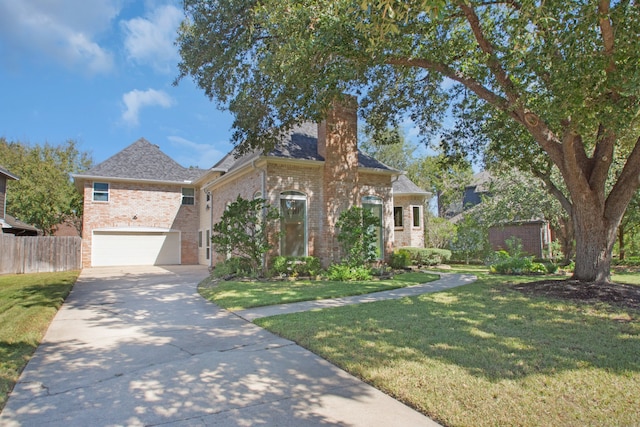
[0,139,91,235]
[211,196,281,275]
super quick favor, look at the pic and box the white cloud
[0,0,119,73]
[168,136,229,169]
[121,4,183,72]
[122,88,174,126]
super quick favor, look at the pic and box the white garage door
[92,229,180,266]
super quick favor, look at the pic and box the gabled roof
[393,175,430,196]
[211,123,396,174]
[0,165,19,181]
[74,138,206,183]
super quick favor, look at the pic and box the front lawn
[0,271,78,410]
[199,272,439,310]
[255,270,640,427]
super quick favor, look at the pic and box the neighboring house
[0,166,40,236]
[0,165,18,230]
[451,170,551,259]
[75,100,430,268]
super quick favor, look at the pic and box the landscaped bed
[0,271,78,410]
[199,271,440,310]
[254,267,640,427]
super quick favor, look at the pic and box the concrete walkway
[0,266,474,427]
[235,273,478,321]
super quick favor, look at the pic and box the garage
[92,228,181,267]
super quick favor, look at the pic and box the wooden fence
[0,234,82,274]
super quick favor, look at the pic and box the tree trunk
[571,204,618,283]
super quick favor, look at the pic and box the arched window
[280,191,307,256]
[362,196,384,259]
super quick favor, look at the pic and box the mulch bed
[511,279,640,311]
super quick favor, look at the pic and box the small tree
[336,206,379,267]
[211,196,280,276]
[450,213,490,264]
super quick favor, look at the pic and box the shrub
[326,264,373,281]
[544,262,559,274]
[211,196,280,276]
[212,257,253,279]
[336,206,380,267]
[490,254,548,275]
[397,247,452,266]
[270,256,322,277]
[389,250,411,269]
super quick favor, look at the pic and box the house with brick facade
[74,101,430,268]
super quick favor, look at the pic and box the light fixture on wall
[132,215,138,220]
[206,204,210,210]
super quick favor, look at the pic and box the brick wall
[488,222,548,258]
[205,168,263,266]
[318,97,360,265]
[81,180,199,267]
[393,195,426,248]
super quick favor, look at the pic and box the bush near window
[212,257,254,279]
[270,256,322,277]
[326,264,373,281]
[399,247,452,266]
[211,196,281,276]
[389,249,411,269]
[336,206,380,267]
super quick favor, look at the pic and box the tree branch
[531,168,573,216]
[598,0,616,73]
[458,2,521,105]
[590,125,616,191]
[605,136,640,221]
[384,56,510,110]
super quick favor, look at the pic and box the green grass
[199,272,439,310]
[0,271,78,410]
[255,270,640,427]
[613,270,640,285]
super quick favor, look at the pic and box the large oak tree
[176,0,640,283]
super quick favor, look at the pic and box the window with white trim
[182,188,195,205]
[280,191,307,257]
[412,205,422,227]
[93,182,109,202]
[394,206,403,228]
[363,196,384,259]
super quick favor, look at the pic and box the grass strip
[256,272,640,427]
[0,271,78,410]
[199,272,439,310]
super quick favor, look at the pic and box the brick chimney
[317,96,359,266]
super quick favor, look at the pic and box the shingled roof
[212,122,396,174]
[393,174,430,196]
[75,138,206,183]
[0,165,19,181]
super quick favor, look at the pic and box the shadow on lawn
[262,280,640,381]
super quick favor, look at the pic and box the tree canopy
[0,138,92,235]
[177,0,640,283]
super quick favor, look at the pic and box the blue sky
[0,0,235,169]
[0,0,433,171]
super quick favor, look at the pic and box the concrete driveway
[0,266,439,426]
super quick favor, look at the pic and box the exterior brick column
[317,96,359,267]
